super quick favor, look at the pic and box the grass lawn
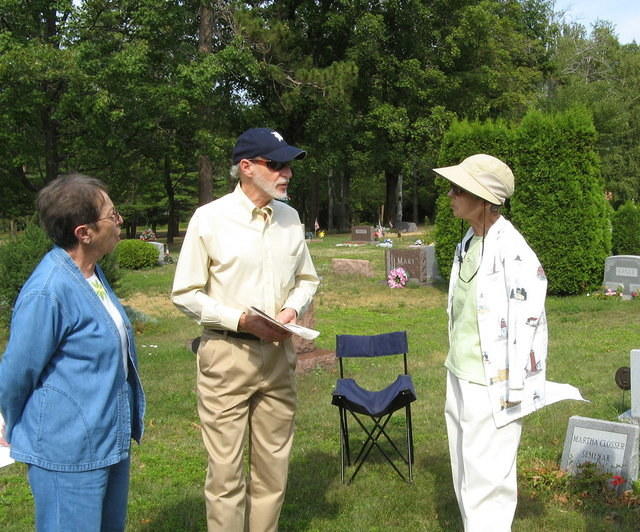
[2,230,640,530]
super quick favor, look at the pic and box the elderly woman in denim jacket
[0,174,145,532]
[435,155,582,532]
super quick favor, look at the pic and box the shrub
[434,119,513,281]
[0,221,125,325]
[0,220,52,325]
[434,109,610,295]
[612,201,640,255]
[512,108,610,295]
[117,239,159,269]
[98,250,121,289]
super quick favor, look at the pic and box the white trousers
[445,371,522,532]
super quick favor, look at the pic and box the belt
[210,329,260,342]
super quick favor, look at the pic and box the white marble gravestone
[146,241,169,265]
[561,415,639,492]
[630,349,640,419]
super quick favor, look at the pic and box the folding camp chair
[331,331,416,483]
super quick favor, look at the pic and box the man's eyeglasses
[249,159,290,171]
[97,208,122,224]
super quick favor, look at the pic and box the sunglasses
[249,159,290,171]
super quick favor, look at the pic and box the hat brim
[264,145,306,163]
[434,165,502,205]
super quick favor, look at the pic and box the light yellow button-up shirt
[171,184,319,331]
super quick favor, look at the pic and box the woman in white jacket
[435,154,551,532]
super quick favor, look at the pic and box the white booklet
[0,412,14,468]
[249,307,320,341]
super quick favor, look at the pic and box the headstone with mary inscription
[385,245,441,284]
[603,255,640,296]
[560,415,639,492]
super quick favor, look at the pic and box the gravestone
[385,245,441,284]
[291,302,316,356]
[293,303,336,374]
[603,255,640,296]
[560,415,639,492]
[396,221,418,233]
[146,241,169,265]
[630,349,640,418]
[332,258,374,277]
[351,225,374,242]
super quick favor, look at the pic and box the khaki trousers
[196,331,297,532]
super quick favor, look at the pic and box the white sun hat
[434,154,514,205]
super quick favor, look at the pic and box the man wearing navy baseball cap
[232,127,306,165]
[172,128,318,532]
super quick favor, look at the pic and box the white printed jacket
[447,216,549,427]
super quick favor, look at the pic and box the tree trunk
[310,169,320,234]
[385,170,398,227]
[163,156,179,244]
[197,3,215,206]
[198,154,213,206]
[412,171,418,223]
[327,169,334,232]
[395,172,403,228]
[335,170,351,232]
[42,8,62,183]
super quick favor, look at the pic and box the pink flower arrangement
[387,267,408,288]
[604,287,621,297]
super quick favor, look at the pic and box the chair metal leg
[347,412,409,483]
[406,404,414,482]
[339,407,351,483]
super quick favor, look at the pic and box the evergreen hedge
[434,119,513,281]
[511,108,609,295]
[612,201,640,256]
[434,108,609,295]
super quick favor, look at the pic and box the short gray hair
[230,164,240,181]
[37,173,108,249]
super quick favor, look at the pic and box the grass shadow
[280,451,340,531]
[420,452,464,530]
[136,496,206,531]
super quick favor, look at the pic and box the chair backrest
[336,331,408,358]
[336,331,409,378]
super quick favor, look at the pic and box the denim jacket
[0,246,145,471]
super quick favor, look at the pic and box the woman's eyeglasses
[249,159,290,171]
[97,208,122,224]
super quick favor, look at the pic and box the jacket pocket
[32,386,93,463]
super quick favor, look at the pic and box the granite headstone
[603,255,640,296]
[385,245,441,284]
[351,226,374,242]
[561,415,639,492]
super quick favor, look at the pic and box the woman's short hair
[37,173,108,249]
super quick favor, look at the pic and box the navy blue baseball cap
[232,128,306,164]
